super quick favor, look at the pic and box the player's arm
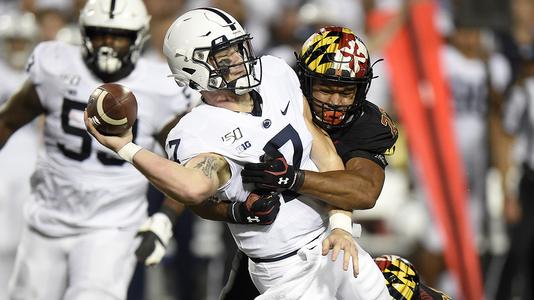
[136,150,230,205]
[301,97,359,276]
[0,79,44,150]
[189,200,229,221]
[189,191,280,225]
[301,98,384,210]
[242,97,382,210]
[84,110,229,205]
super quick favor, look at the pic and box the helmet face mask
[164,8,261,95]
[297,26,373,130]
[205,36,260,92]
[308,78,359,127]
[79,0,150,82]
[83,26,137,75]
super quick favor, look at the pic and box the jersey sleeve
[25,43,45,84]
[333,101,399,168]
[164,113,240,195]
[26,42,51,108]
[25,41,64,109]
[164,109,232,164]
[165,122,207,164]
[26,41,63,86]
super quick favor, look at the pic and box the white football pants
[8,225,138,300]
[249,231,390,300]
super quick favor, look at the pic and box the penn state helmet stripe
[109,0,116,19]
[197,7,236,31]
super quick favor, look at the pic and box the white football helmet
[0,12,38,70]
[163,8,261,95]
[79,0,150,82]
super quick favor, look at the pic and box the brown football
[86,83,137,136]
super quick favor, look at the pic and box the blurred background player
[0,12,39,102]
[497,37,534,300]
[0,0,194,299]
[411,16,512,293]
[0,10,40,300]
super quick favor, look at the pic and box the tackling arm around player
[241,27,397,211]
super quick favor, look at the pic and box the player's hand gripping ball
[86,83,137,136]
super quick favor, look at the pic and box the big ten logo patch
[236,141,252,153]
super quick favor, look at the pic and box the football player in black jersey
[225,26,450,300]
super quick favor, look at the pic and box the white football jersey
[442,46,510,172]
[504,77,534,168]
[166,56,327,258]
[25,41,193,237]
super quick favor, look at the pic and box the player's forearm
[161,197,185,223]
[189,200,230,222]
[0,81,44,150]
[0,119,14,150]
[132,150,216,205]
[300,169,382,211]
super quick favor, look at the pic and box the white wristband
[117,142,142,163]
[329,212,353,234]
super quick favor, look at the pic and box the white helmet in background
[0,12,38,70]
[163,8,261,95]
[79,0,150,82]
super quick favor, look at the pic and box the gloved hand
[241,149,305,192]
[135,211,174,266]
[228,191,281,225]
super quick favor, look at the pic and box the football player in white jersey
[0,1,192,299]
[86,7,389,300]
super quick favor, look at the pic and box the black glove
[241,150,305,192]
[228,191,281,225]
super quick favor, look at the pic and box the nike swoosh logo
[281,101,290,115]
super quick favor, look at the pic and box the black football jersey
[330,100,398,169]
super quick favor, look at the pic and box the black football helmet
[297,26,373,130]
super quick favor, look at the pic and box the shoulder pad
[332,100,398,159]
